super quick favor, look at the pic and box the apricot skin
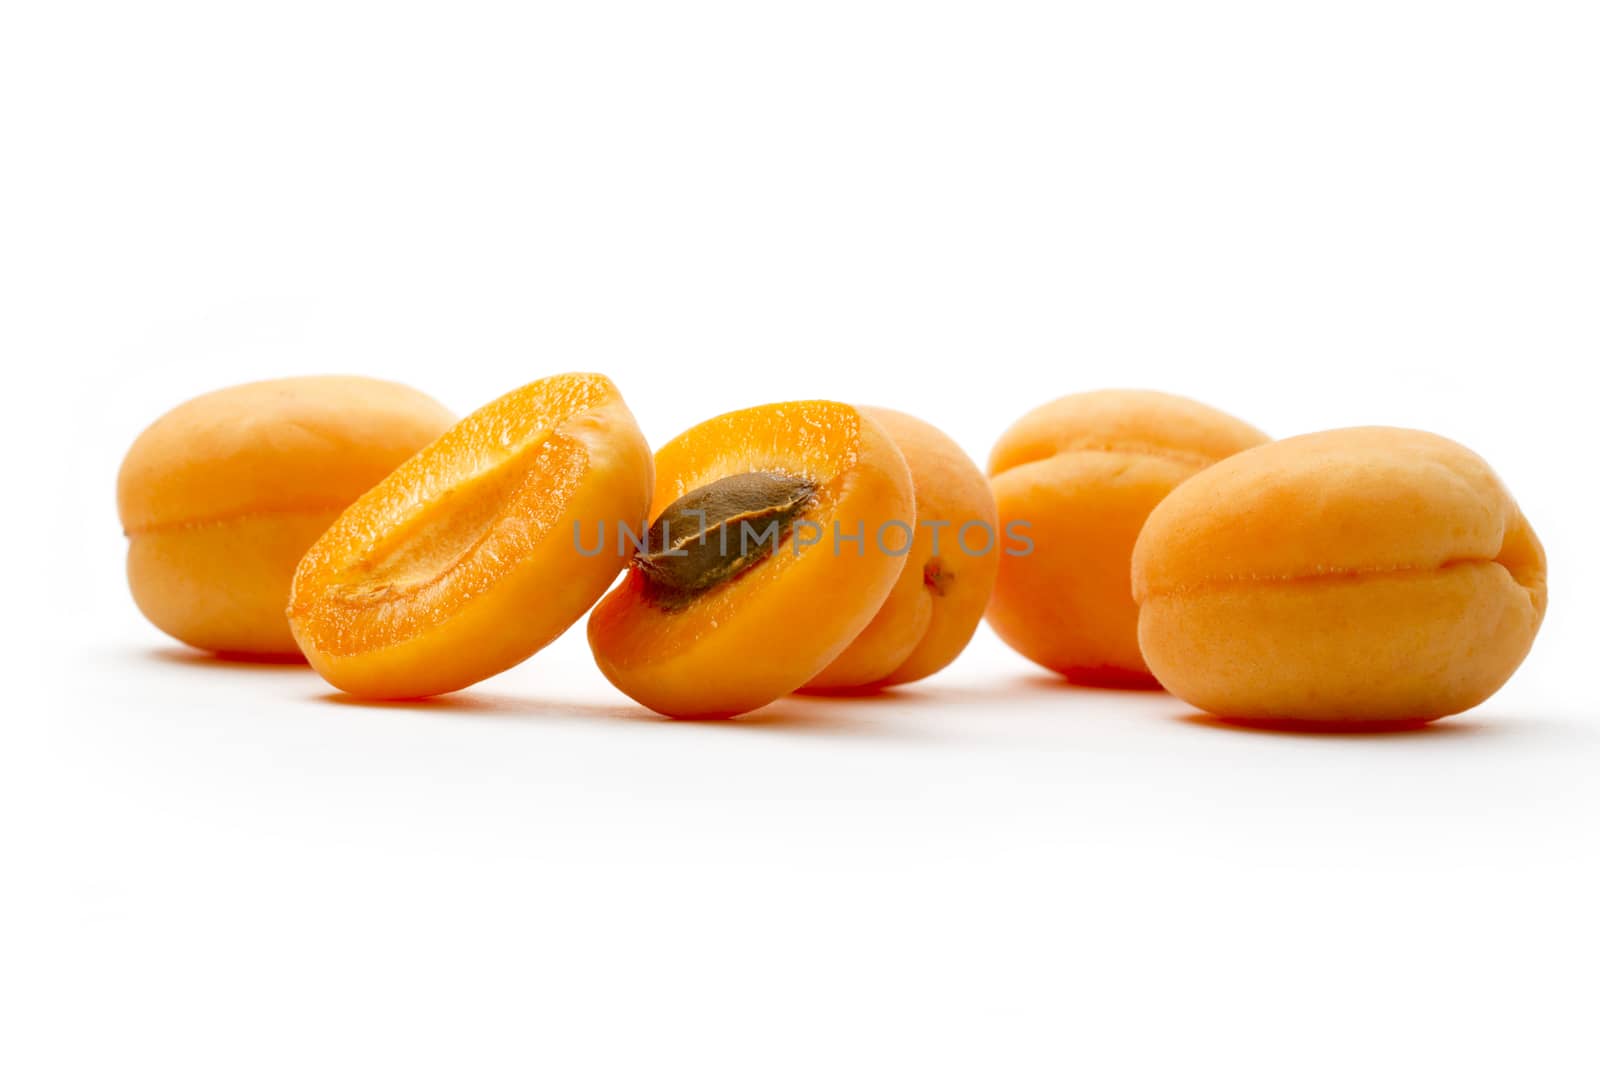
[804,407,998,690]
[1131,427,1548,727]
[986,390,1269,685]
[117,376,455,657]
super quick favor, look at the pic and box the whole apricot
[117,376,455,657]
[986,390,1269,686]
[1131,427,1548,728]
[289,373,652,699]
[803,407,998,690]
[587,401,915,719]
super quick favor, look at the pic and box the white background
[5,2,1597,1064]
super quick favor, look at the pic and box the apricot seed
[637,471,818,605]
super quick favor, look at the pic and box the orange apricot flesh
[986,390,1269,686]
[118,376,455,657]
[1131,427,1548,727]
[803,407,998,690]
[587,401,914,719]
[288,373,652,699]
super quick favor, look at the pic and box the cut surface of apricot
[289,373,652,698]
[804,407,998,691]
[586,401,914,719]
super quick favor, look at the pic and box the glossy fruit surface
[290,373,651,698]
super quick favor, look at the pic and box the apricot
[986,390,1269,686]
[803,407,998,690]
[587,401,915,719]
[118,376,455,657]
[1131,427,1548,728]
[288,373,652,699]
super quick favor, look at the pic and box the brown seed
[636,471,817,605]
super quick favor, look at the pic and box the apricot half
[986,390,1269,686]
[1131,427,1548,728]
[288,373,652,699]
[587,401,915,719]
[803,407,998,691]
[118,376,455,657]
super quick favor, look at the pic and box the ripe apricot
[803,407,998,690]
[1132,427,1548,728]
[118,376,455,657]
[587,401,914,719]
[986,390,1269,686]
[288,373,652,699]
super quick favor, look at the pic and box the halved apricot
[586,401,914,719]
[803,407,998,691]
[288,373,652,698]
